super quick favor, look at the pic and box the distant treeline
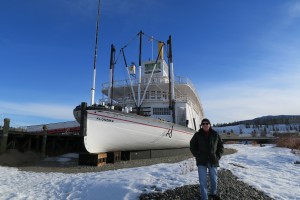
[214,115,300,127]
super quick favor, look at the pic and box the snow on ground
[0,144,299,200]
[220,144,300,200]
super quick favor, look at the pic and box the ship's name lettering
[96,117,114,122]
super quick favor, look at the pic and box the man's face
[202,122,210,132]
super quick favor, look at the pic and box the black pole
[80,102,87,137]
[93,0,101,71]
[167,36,172,110]
[167,35,175,123]
[139,30,143,67]
[42,125,47,156]
[168,35,173,63]
[109,44,116,105]
[136,31,143,115]
[0,118,10,154]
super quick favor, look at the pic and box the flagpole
[90,0,101,105]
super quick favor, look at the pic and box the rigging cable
[139,42,165,106]
[121,48,138,107]
[121,32,140,50]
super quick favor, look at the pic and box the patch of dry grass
[275,136,300,150]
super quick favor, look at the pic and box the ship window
[145,63,155,72]
[162,91,167,99]
[145,62,161,73]
[153,107,170,115]
[157,91,162,99]
[150,91,156,99]
[145,91,149,99]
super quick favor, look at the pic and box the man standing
[190,118,224,200]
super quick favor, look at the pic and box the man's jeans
[197,163,218,200]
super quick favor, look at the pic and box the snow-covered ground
[0,144,299,200]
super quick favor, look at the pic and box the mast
[137,30,143,114]
[167,35,176,123]
[90,0,101,105]
[108,44,116,106]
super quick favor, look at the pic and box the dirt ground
[0,149,44,167]
[0,148,237,173]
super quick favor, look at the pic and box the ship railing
[102,76,198,94]
[99,97,169,105]
[101,76,202,99]
[101,76,203,114]
[102,77,169,88]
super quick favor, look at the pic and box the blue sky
[1,0,300,126]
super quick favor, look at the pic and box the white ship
[74,30,204,154]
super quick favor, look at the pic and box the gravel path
[139,169,274,200]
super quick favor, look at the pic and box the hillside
[213,115,300,137]
[214,115,300,127]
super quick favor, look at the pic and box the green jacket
[190,128,224,167]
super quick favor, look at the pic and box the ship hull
[82,109,195,153]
